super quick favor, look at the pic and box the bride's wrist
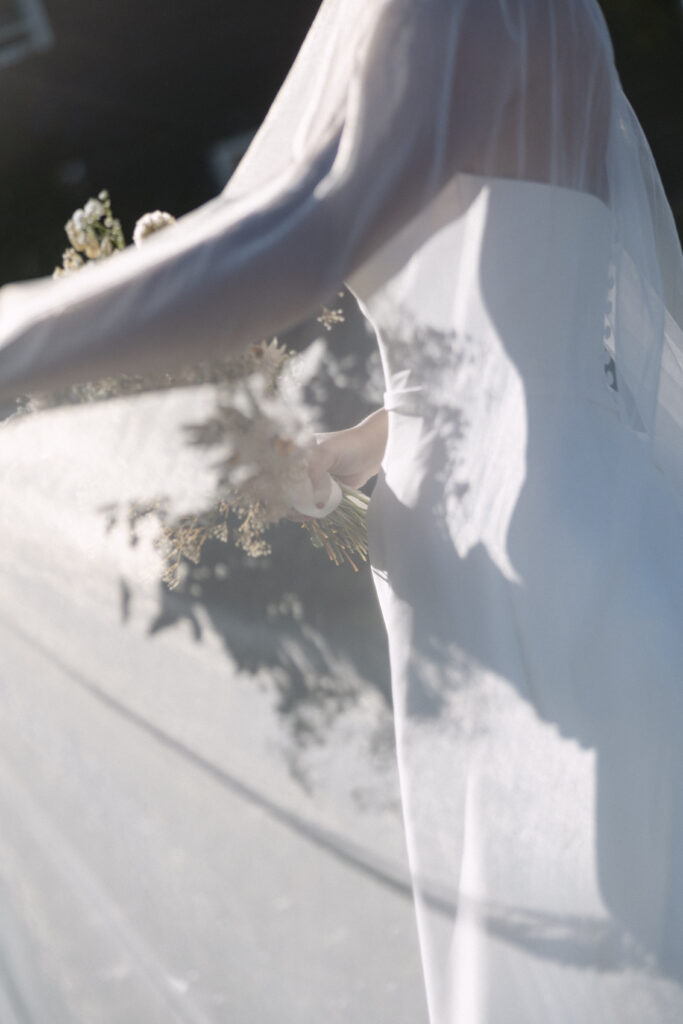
[349,408,387,476]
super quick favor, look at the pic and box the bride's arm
[0,136,352,400]
[309,409,388,496]
[0,1,516,402]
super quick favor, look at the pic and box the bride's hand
[287,409,387,519]
[307,408,388,500]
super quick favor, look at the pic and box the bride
[0,1,682,1021]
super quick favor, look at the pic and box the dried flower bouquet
[36,193,370,582]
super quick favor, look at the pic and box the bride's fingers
[309,439,335,473]
[307,441,337,508]
[309,467,333,509]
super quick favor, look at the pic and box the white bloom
[65,218,86,250]
[133,210,176,248]
[290,338,326,388]
[83,227,101,259]
[84,198,105,221]
[53,247,86,278]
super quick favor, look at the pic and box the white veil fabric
[0,0,680,468]
[0,1,680,454]
[0,1,682,1022]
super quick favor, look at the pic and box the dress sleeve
[0,0,607,401]
[0,2,458,399]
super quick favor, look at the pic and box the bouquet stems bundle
[304,485,370,571]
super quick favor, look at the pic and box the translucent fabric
[355,172,683,1022]
[1,0,680,461]
[0,1,682,1022]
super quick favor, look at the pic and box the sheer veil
[228,0,683,508]
[1,2,683,1015]
[0,0,680,508]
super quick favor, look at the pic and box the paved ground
[0,378,429,1023]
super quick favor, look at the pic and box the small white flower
[84,198,105,221]
[133,210,176,248]
[65,218,86,250]
[83,227,101,259]
[53,247,86,278]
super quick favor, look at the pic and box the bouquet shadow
[136,518,394,783]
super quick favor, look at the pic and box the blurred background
[0,0,322,284]
[0,0,681,287]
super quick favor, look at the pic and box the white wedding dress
[351,172,683,1021]
[0,1,681,1022]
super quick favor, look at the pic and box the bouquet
[44,192,370,584]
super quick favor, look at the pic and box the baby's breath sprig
[133,210,176,248]
[317,306,345,332]
[156,501,232,588]
[48,192,368,579]
[54,190,125,277]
